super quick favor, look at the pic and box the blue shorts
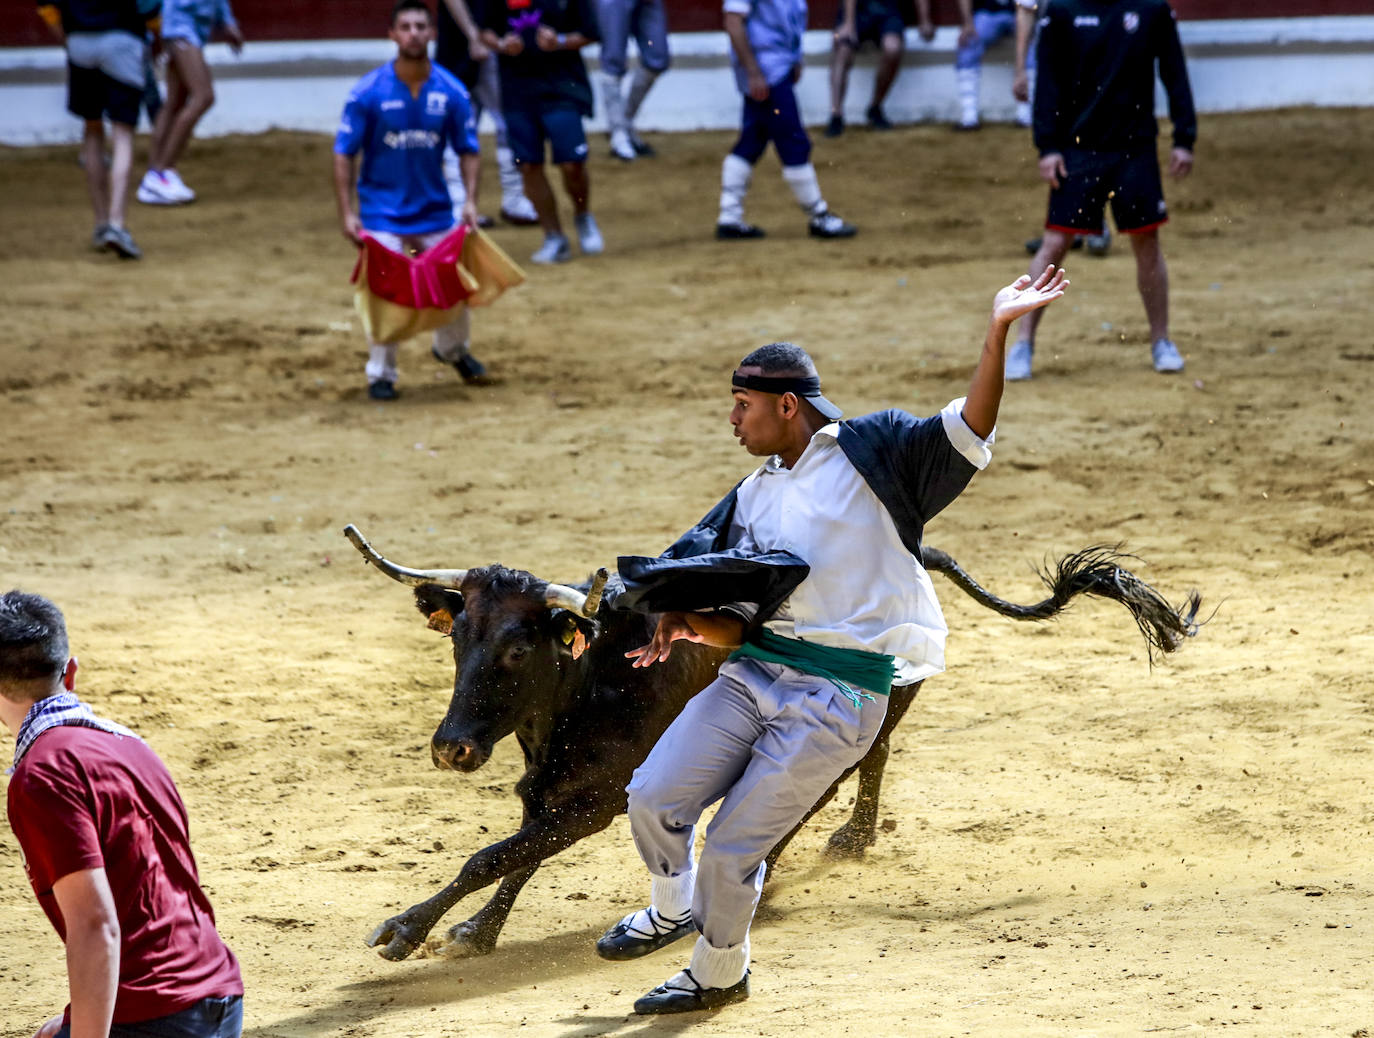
[1046,148,1168,234]
[835,0,905,45]
[504,99,590,165]
[57,995,243,1038]
[161,0,224,46]
[731,78,811,168]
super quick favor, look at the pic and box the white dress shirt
[729,398,994,685]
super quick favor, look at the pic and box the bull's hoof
[366,910,435,961]
[823,822,876,860]
[423,919,497,960]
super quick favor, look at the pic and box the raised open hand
[992,265,1069,326]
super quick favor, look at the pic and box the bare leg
[147,59,186,170]
[80,121,110,225]
[107,122,134,228]
[558,161,590,215]
[1017,229,1073,345]
[828,40,855,118]
[871,33,903,110]
[150,41,214,171]
[1131,228,1170,342]
[520,163,562,234]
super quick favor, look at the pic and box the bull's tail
[921,544,1202,665]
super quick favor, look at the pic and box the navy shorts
[68,62,142,125]
[57,995,243,1038]
[1046,148,1169,234]
[835,0,905,45]
[730,78,811,168]
[504,98,590,165]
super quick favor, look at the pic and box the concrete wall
[2,16,1372,146]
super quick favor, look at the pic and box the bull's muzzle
[431,737,488,772]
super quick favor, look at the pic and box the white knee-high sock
[600,72,629,137]
[957,67,981,125]
[651,864,696,921]
[719,153,754,226]
[781,162,826,216]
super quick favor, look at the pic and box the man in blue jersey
[333,0,487,402]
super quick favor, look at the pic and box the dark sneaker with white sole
[633,969,751,1015]
[367,379,398,401]
[596,907,694,961]
[431,346,493,385]
[715,221,766,240]
[808,209,857,239]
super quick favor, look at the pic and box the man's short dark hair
[391,0,432,25]
[0,591,69,688]
[738,341,818,379]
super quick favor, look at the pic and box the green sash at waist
[728,628,895,701]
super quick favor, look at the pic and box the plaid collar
[8,691,141,775]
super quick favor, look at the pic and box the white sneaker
[1152,338,1185,373]
[575,212,604,255]
[1005,340,1034,381]
[161,168,196,202]
[136,170,183,206]
[609,129,636,162]
[531,232,572,264]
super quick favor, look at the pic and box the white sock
[495,146,528,210]
[365,343,398,384]
[600,72,629,138]
[688,934,749,989]
[651,865,696,921]
[956,67,981,125]
[719,153,753,226]
[781,163,825,216]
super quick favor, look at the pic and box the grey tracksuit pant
[625,656,888,986]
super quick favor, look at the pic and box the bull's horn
[342,524,469,589]
[544,567,609,618]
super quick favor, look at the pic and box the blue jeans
[58,995,243,1038]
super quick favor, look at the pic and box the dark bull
[343,524,1200,962]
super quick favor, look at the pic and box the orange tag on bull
[571,629,588,660]
[427,609,454,635]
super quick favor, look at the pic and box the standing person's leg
[547,101,602,255]
[79,120,111,237]
[624,0,668,155]
[634,662,888,1013]
[595,0,636,161]
[361,229,405,398]
[716,93,770,238]
[766,81,856,238]
[147,38,215,193]
[867,29,903,128]
[603,662,767,960]
[1010,228,1073,374]
[107,121,135,232]
[419,229,491,383]
[141,57,185,203]
[826,36,856,137]
[474,57,537,225]
[1110,151,1181,371]
[506,103,571,263]
[954,9,1009,130]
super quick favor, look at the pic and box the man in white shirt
[595,266,1070,1014]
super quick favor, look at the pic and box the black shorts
[836,0,905,45]
[68,61,142,125]
[1046,148,1168,234]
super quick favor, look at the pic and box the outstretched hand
[625,612,704,668]
[992,266,1069,326]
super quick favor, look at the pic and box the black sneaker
[432,346,493,385]
[633,969,751,1015]
[715,222,766,240]
[630,135,656,157]
[823,114,844,138]
[808,209,857,239]
[368,379,398,401]
[866,105,893,130]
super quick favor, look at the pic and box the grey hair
[738,341,818,379]
[0,591,69,686]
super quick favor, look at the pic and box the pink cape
[350,226,525,344]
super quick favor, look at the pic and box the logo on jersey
[383,129,442,150]
[1123,11,1139,32]
[1158,199,1167,214]
[381,99,405,111]
[426,92,448,115]
[1074,14,1099,26]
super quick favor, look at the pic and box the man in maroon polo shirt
[1,590,243,1038]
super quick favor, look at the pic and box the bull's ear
[552,610,599,660]
[414,584,464,634]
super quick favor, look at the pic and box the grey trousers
[626,657,887,979]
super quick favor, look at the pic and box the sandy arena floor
[1,107,1372,1038]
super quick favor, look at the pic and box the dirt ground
[1,106,1372,1038]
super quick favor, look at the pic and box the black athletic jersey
[480,0,598,112]
[974,0,1016,13]
[1033,0,1196,155]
